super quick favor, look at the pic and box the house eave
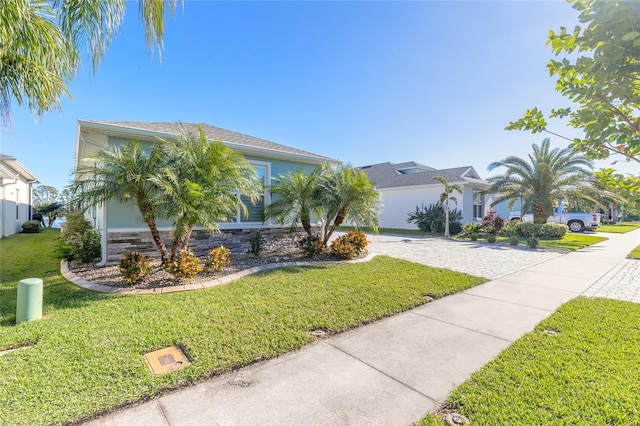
[0,154,39,183]
[376,181,469,191]
[76,120,338,166]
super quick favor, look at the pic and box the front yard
[0,230,484,425]
[419,297,640,425]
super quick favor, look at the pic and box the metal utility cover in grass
[144,346,190,375]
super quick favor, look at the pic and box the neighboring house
[0,154,39,238]
[360,161,491,229]
[488,197,522,220]
[74,120,338,264]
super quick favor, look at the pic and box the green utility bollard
[16,278,43,324]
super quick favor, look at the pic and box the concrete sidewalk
[86,230,640,426]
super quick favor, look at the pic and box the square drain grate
[144,346,190,375]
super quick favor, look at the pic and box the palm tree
[433,176,462,238]
[318,164,380,245]
[262,169,322,236]
[488,138,594,223]
[72,140,171,264]
[151,126,263,261]
[1,0,181,126]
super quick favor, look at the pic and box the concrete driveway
[366,234,563,279]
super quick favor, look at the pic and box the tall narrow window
[473,190,483,219]
[239,164,268,223]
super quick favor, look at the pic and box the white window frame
[228,160,271,225]
[472,190,484,220]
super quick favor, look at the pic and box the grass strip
[628,245,640,259]
[418,297,640,425]
[0,230,484,425]
[455,233,607,251]
[597,222,640,233]
[537,233,607,250]
[341,226,609,250]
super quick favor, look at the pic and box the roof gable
[360,162,488,189]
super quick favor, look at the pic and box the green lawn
[628,245,640,259]
[0,230,484,425]
[418,297,640,425]
[537,233,607,250]
[457,233,607,251]
[597,221,640,233]
[338,226,607,251]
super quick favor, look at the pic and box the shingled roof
[78,120,337,164]
[361,162,489,189]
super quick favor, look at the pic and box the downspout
[26,179,38,221]
[96,201,108,267]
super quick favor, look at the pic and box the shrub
[509,235,519,246]
[461,222,482,241]
[501,220,519,237]
[248,231,264,256]
[205,246,231,273]
[527,236,539,248]
[21,220,43,233]
[119,252,153,285]
[55,212,102,262]
[407,203,462,235]
[344,231,368,253]
[298,235,325,257]
[481,209,504,236]
[66,229,102,263]
[330,231,369,260]
[63,212,93,236]
[487,234,497,243]
[515,222,567,239]
[166,249,203,279]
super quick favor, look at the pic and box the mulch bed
[69,248,340,291]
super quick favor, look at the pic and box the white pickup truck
[509,206,601,232]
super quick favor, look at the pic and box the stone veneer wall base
[106,227,321,264]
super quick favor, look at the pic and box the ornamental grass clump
[248,231,264,255]
[205,246,231,274]
[461,222,482,241]
[165,248,203,279]
[119,251,153,285]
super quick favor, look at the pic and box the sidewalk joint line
[324,342,440,405]
[157,400,172,426]
[492,278,582,295]
[408,312,512,343]
[460,292,555,312]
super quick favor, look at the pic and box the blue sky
[2,0,636,192]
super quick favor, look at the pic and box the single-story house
[74,120,338,264]
[360,161,491,229]
[0,153,39,238]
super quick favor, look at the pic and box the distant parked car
[508,206,600,232]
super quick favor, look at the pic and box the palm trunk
[170,233,181,263]
[179,225,194,252]
[444,200,450,238]
[323,209,346,246]
[138,204,169,265]
[532,201,547,224]
[301,215,312,236]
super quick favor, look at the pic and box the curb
[61,254,377,295]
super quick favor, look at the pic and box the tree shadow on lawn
[253,264,333,277]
